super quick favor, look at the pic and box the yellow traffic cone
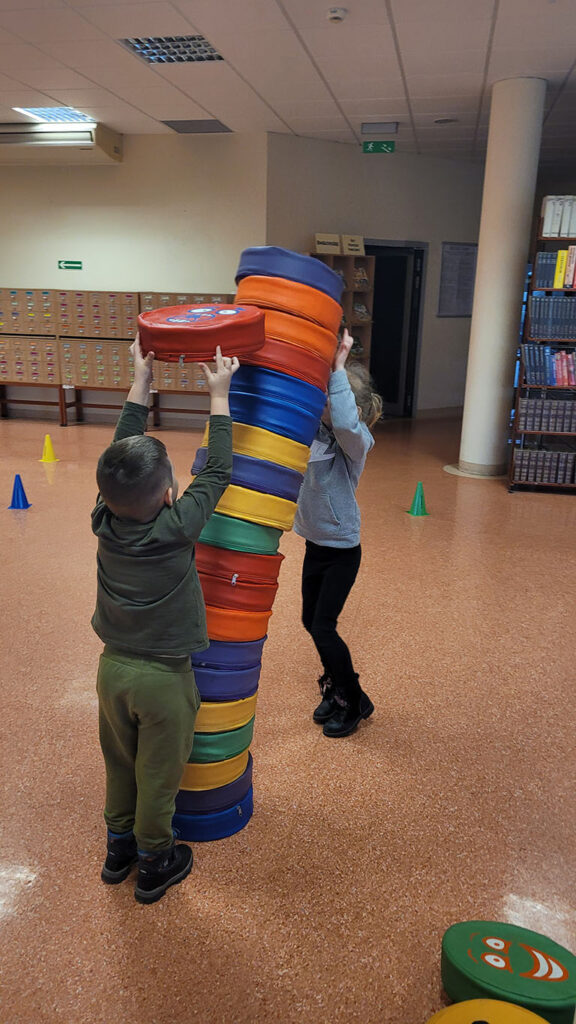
[39,434,59,463]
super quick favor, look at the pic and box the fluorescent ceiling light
[121,35,223,63]
[361,121,398,135]
[12,107,94,124]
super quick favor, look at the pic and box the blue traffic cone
[9,474,31,509]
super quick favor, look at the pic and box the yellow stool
[202,421,310,474]
[180,749,249,791]
[195,693,258,733]
[426,999,549,1023]
[216,483,296,531]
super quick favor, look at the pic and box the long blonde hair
[345,362,382,429]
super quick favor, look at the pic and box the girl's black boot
[313,672,338,723]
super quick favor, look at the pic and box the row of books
[512,449,576,485]
[533,249,576,289]
[521,344,576,385]
[541,195,576,238]
[516,398,576,433]
[527,296,576,340]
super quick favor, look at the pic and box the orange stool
[205,604,272,642]
[235,276,342,334]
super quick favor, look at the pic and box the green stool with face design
[441,922,576,1024]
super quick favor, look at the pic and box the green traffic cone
[407,481,429,516]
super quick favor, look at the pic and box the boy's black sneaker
[101,832,138,884]
[134,843,193,905]
[312,672,338,723]
[322,691,374,738]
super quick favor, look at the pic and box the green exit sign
[58,260,83,270]
[362,141,395,153]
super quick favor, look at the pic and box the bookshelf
[309,253,375,364]
[509,205,576,491]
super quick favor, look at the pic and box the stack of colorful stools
[175,246,344,841]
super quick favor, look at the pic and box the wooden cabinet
[310,254,375,364]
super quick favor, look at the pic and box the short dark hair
[97,435,173,521]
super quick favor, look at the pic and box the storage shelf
[516,430,576,435]
[521,382,576,389]
[510,480,576,489]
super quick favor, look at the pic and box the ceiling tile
[17,69,98,90]
[114,86,208,119]
[38,38,143,69]
[407,73,485,97]
[79,2,195,37]
[0,9,105,42]
[391,0,494,21]
[339,97,409,116]
[280,0,391,30]
[395,16,492,53]
[0,0,66,9]
[204,29,335,105]
[0,43,64,71]
[0,89,64,107]
[403,49,488,76]
[172,0,288,32]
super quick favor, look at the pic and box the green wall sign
[58,260,83,270]
[362,141,395,153]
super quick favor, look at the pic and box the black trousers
[301,540,362,706]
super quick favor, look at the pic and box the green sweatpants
[96,645,201,852]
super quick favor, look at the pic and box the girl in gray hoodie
[293,329,382,737]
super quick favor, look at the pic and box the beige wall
[0,133,268,292]
[0,129,485,417]
[266,134,485,411]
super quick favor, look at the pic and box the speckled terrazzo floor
[0,412,574,1024]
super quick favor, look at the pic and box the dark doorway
[365,244,425,418]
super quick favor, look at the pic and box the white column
[459,77,546,476]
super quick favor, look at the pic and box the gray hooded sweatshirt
[293,368,374,548]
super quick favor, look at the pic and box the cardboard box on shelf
[341,235,365,255]
[314,233,341,254]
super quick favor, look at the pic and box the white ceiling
[0,0,574,169]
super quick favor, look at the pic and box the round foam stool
[175,753,253,814]
[189,717,254,763]
[192,637,266,670]
[241,336,331,390]
[426,999,549,1022]
[231,365,326,414]
[196,544,284,585]
[264,309,338,362]
[235,246,344,303]
[193,447,303,502]
[215,484,296,531]
[206,604,272,642]
[173,786,253,842]
[201,421,310,473]
[199,569,278,612]
[192,667,258,702]
[235,275,342,334]
[180,748,249,790]
[195,693,258,733]
[138,304,265,361]
[199,512,281,555]
[442,921,576,1024]
[229,391,323,447]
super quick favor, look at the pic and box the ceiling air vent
[121,35,223,63]
[162,119,231,134]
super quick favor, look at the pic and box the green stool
[199,512,281,555]
[426,998,550,1022]
[189,717,255,764]
[442,921,576,1024]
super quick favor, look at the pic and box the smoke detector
[327,7,348,22]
